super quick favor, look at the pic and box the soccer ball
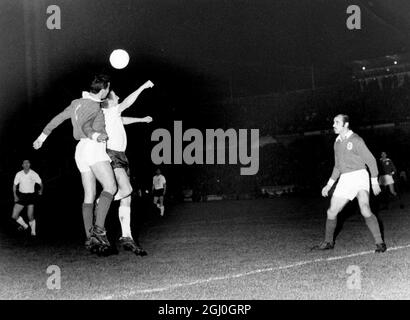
[109,49,129,69]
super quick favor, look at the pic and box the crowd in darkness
[182,74,410,198]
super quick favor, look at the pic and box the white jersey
[14,170,42,193]
[102,105,127,152]
[153,174,166,190]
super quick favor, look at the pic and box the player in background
[33,74,117,256]
[313,114,387,253]
[99,80,154,255]
[11,160,43,236]
[379,151,404,209]
[153,168,166,216]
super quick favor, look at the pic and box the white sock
[16,217,29,229]
[118,206,132,238]
[29,220,36,235]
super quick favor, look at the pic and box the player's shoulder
[15,170,24,177]
[350,133,364,143]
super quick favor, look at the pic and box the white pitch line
[102,243,410,300]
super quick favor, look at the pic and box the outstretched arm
[118,80,154,113]
[121,116,153,125]
[33,104,73,149]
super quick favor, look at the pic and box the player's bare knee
[104,183,117,195]
[359,204,372,217]
[326,208,338,219]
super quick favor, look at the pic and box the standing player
[33,74,117,255]
[152,168,166,216]
[314,114,387,253]
[11,160,43,236]
[99,80,154,255]
[379,151,404,209]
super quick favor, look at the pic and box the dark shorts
[107,149,130,175]
[153,189,164,197]
[16,192,36,206]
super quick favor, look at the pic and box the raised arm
[121,116,153,125]
[33,104,73,149]
[118,80,154,113]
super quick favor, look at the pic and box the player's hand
[38,190,43,196]
[14,196,19,203]
[321,185,331,197]
[143,80,154,89]
[33,139,43,150]
[97,133,108,142]
[143,116,153,123]
[372,183,381,196]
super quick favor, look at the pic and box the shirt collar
[82,91,102,102]
[336,130,353,142]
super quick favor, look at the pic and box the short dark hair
[336,114,350,127]
[90,74,110,94]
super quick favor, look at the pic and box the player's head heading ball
[90,74,111,98]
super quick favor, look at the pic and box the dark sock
[365,214,383,244]
[82,203,94,238]
[95,191,114,229]
[325,218,337,243]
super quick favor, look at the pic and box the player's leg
[11,203,28,230]
[87,161,117,255]
[27,204,36,236]
[114,167,133,201]
[388,183,397,197]
[357,190,386,252]
[91,160,117,230]
[80,170,97,240]
[323,196,349,244]
[118,195,146,256]
[159,195,165,216]
[119,195,132,239]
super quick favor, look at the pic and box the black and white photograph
[1,0,410,304]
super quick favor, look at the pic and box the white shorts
[379,174,394,186]
[74,139,111,173]
[333,169,370,201]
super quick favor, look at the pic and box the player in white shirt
[98,80,154,255]
[152,168,166,216]
[11,160,43,236]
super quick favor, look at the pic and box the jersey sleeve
[33,172,42,184]
[330,142,341,182]
[355,137,378,178]
[13,173,20,185]
[42,103,73,136]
